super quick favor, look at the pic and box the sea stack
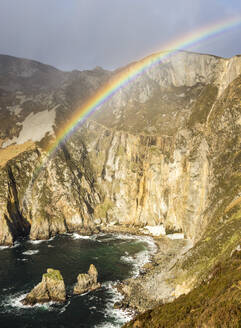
[73,264,101,295]
[22,268,66,305]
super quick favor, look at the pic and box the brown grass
[225,196,241,213]
[0,141,35,167]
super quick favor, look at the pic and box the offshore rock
[73,264,101,295]
[22,268,66,305]
[0,51,240,317]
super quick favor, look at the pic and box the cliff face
[0,143,102,241]
[0,51,240,311]
[114,74,241,312]
[78,120,210,241]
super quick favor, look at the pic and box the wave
[2,291,68,313]
[0,241,20,251]
[22,250,39,255]
[70,232,104,241]
[1,292,43,311]
[98,233,157,249]
[95,233,158,327]
[28,237,55,245]
[17,258,28,262]
[71,233,95,240]
[94,281,134,328]
[0,245,9,250]
[120,249,151,277]
[97,232,157,277]
[58,300,71,314]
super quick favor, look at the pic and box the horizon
[0,48,240,73]
[0,0,240,71]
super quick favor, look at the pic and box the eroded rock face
[0,51,240,313]
[22,268,66,305]
[1,51,240,246]
[73,264,101,295]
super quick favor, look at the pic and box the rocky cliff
[22,268,66,305]
[0,51,240,320]
[73,264,101,295]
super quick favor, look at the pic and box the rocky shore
[71,226,193,315]
[115,234,192,313]
[20,226,188,314]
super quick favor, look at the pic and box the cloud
[0,0,240,70]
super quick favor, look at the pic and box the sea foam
[2,291,66,313]
[0,241,20,250]
[95,233,157,327]
[71,233,99,241]
[22,250,39,256]
[108,233,157,277]
[28,237,55,245]
[94,281,134,328]
[0,246,9,250]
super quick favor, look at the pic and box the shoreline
[107,229,192,314]
[0,228,162,327]
[0,225,163,253]
[0,225,191,324]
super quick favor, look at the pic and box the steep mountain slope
[124,250,241,328]
[0,54,110,147]
[117,73,241,314]
[0,52,240,324]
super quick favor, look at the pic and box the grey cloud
[0,0,240,71]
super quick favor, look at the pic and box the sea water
[0,233,156,328]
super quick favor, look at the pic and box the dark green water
[0,233,156,328]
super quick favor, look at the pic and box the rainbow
[47,14,241,156]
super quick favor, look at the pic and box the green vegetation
[94,198,113,218]
[117,145,125,157]
[92,84,205,136]
[188,84,218,128]
[44,269,63,281]
[178,77,241,283]
[124,251,241,328]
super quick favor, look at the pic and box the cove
[0,233,156,328]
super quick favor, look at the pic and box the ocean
[0,233,156,328]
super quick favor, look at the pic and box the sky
[0,0,241,71]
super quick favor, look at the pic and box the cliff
[0,51,240,321]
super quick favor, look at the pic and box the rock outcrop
[73,264,101,295]
[22,268,66,305]
[0,51,240,320]
[0,51,240,246]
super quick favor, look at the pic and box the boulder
[73,264,101,295]
[22,268,66,305]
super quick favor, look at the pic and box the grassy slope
[124,251,241,328]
